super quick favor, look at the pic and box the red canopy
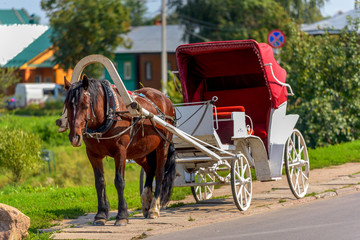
[176,40,288,109]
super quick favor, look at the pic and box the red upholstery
[205,87,270,147]
[253,123,267,140]
[214,106,245,119]
[216,106,245,112]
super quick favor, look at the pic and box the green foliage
[0,67,20,108]
[281,19,360,148]
[0,129,42,183]
[9,101,63,116]
[166,71,183,104]
[124,0,148,26]
[41,0,131,77]
[275,0,327,23]
[170,0,290,43]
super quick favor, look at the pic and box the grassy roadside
[308,140,360,169]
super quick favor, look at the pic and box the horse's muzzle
[70,134,82,147]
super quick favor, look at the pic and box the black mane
[65,78,102,106]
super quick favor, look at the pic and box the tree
[0,67,20,108]
[280,18,360,148]
[169,0,290,43]
[41,0,131,77]
[124,0,148,26]
[274,0,328,23]
[0,128,42,183]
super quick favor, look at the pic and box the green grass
[308,140,360,169]
[0,114,68,148]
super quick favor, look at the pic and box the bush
[0,128,42,183]
[10,101,63,116]
[281,18,360,148]
[166,71,183,104]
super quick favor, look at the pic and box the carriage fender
[267,102,299,178]
[233,136,272,181]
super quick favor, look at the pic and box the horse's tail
[160,142,176,206]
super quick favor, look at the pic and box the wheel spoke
[301,171,309,180]
[290,166,294,179]
[237,185,244,199]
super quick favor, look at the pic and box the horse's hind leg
[114,147,129,226]
[87,152,109,226]
[149,142,169,219]
[139,151,156,218]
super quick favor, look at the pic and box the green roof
[0,9,35,24]
[29,58,55,68]
[5,28,53,68]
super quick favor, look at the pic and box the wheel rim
[231,154,252,211]
[285,129,310,198]
[191,172,215,202]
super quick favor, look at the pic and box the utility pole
[161,0,167,94]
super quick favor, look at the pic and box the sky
[0,0,356,25]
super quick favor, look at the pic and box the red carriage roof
[175,40,288,109]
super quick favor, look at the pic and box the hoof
[149,211,160,219]
[93,219,106,226]
[114,219,128,226]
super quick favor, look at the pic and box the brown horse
[63,75,176,226]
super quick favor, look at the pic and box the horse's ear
[82,75,89,90]
[64,77,71,90]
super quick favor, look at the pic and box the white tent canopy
[0,24,48,66]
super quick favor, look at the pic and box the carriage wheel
[231,154,252,211]
[191,172,215,202]
[285,129,310,199]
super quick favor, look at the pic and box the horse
[62,75,176,226]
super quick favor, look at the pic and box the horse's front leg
[87,150,109,225]
[114,146,128,226]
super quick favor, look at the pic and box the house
[1,8,72,89]
[106,24,188,91]
[4,27,72,85]
[302,9,359,34]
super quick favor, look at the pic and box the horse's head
[64,75,93,147]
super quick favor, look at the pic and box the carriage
[57,39,309,217]
[142,40,310,211]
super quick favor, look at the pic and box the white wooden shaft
[140,108,222,162]
[70,54,138,116]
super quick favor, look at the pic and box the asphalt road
[149,192,360,240]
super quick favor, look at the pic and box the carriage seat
[213,106,267,140]
[215,106,245,119]
[205,87,271,144]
